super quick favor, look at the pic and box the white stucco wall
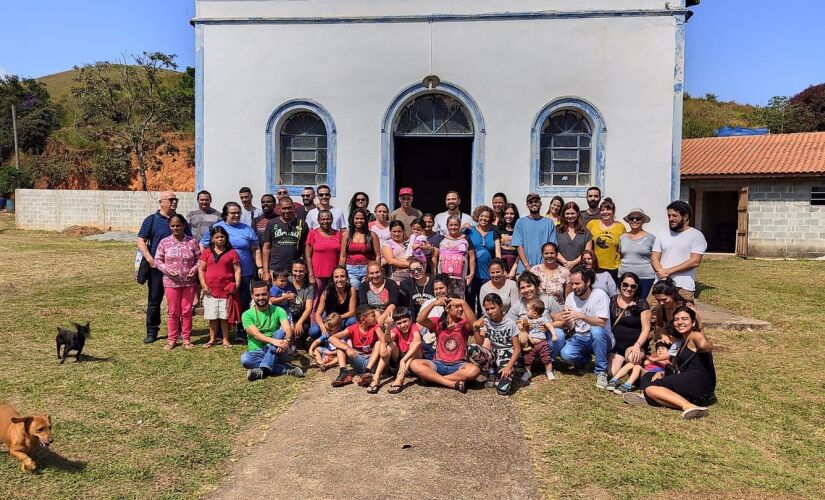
[198,0,682,233]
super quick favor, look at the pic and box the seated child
[607,340,672,394]
[369,307,424,394]
[469,293,521,396]
[519,298,558,383]
[405,218,429,262]
[329,305,382,388]
[308,313,345,372]
[269,268,296,316]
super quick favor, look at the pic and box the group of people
[136,184,717,419]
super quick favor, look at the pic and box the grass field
[514,257,825,498]
[0,214,304,499]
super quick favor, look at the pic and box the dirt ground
[208,371,540,500]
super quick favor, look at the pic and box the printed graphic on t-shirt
[439,237,469,278]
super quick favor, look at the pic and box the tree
[72,52,181,191]
[0,76,60,163]
[789,83,825,131]
[760,96,813,134]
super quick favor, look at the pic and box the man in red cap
[389,187,422,238]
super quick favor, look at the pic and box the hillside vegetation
[682,94,764,138]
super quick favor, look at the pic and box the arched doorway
[381,83,485,214]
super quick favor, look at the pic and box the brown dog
[0,404,52,472]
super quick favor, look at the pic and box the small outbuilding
[681,131,825,258]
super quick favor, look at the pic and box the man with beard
[433,191,472,235]
[187,190,221,242]
[262,197,309,282]
[650,201,707,302]
[252,194,278,243]
[389,187,422,238]
[241,281,304,381]
[239,187,263,226]
[512,193,558,272]
[295,186,316,222]
[305,184,348,231]
[559,266,613,389]
[581,186,602,225]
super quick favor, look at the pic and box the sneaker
[613,383,633,395]
[485,376,498,389]
[520,371,532,383]
[605,378,618,392]
[682,406,709,419]
[143,334,158,344]
[546,370,557,381]
[284,364,304,378]
[287,345,298,357]
[331,369,353,387]
[622,392,648,406]
[495,377,512,395]
[246,368,264,382]
[595,372,609,390]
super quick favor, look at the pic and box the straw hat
[623,208,650,224]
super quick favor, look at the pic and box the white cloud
[0,65,8,78]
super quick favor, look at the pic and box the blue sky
[1,1,822,106]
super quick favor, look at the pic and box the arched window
[539,110,592,187]
[531,98,606,197]
[395,94,473,136]
[266,100,337,195]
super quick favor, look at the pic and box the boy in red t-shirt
[330,304,382,387]
[366,307,423,394]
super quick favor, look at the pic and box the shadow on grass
[34,448,87,474]
[77,354,112,363]
[695,281,716,299]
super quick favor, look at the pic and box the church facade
[194,0,692,224]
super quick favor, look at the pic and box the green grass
[515,258,825,498]
[0,215,305,499]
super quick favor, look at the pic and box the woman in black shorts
[607,272,651,378]
[626,306,716,419]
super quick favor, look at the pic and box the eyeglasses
[355,197,367,202]
[318,193,331,198]
[301,194,313,198]
[164,198,179,203]
[627,217,643,222]
[277,191,288,195]
[621,283,638,290]
[410,267,424,274]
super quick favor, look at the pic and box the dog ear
[57,326,62,333]
[11,416,33,428]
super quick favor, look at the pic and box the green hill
[682,95,765,138]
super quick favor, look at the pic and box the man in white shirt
[650,200,707,302]
[304,184,348,232]
[239,186,263,226]
[559,266,614,389]
[433,190,472,235]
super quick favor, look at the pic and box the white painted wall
[199,1,680,233]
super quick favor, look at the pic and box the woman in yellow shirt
[586,197,626,284]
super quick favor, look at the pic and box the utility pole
[11,104,20,170]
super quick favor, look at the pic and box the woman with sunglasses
[618,208,656,300]
[399,258,435,318]
[604,272,651,389]
[347,192,375,227]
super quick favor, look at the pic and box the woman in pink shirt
[155,214,202,349]
[305,209,343,297]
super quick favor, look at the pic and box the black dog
[55,322,90,364]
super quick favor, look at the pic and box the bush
[91,147,133,189]
[0,164,34,195]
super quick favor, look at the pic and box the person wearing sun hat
[389,187,422,238]
[617,208,656,300]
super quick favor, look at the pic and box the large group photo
[2,1,824,499]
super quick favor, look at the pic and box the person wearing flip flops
[329,305,382,387]
[469,293,522,396]
[368,308,424,394]
[623,306,716,419]
[409,296,484,393]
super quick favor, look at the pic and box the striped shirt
[138,211,191,256]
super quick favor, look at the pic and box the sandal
[222,343,233,349]
[202,342,215,349]
[367,385,380,394]
[163,343,175,350]
[183,343,194,350]
[454,381,467,394]
[388,384,404,395]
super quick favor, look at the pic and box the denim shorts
[433,360,465,376]
[350,352,371,374]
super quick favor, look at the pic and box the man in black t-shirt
[262,197,308,282]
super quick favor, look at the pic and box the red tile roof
[681,131,825,177]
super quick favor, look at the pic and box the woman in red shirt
[339,208,380,290]
[410,296,484,392]
[197,225,241,348]
[305,209,343,297]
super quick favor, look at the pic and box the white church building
[193,0,695,224]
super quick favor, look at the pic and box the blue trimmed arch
[530,97,607,198]
[381,81,486,209]
[265,99,337,196]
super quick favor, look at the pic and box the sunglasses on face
[318,193,331,198]
[410,267,424,274]
[355,198,367,202]
[621,283,638,290]
[627,217,643,222]
[301,194,313,198]
[277,191,288,195]
[164,198,179,202]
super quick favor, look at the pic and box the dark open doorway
[701,190,738,253]
[394,137,473,215]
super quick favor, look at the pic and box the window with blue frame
[539,110,593,187]
[278,112,328,187]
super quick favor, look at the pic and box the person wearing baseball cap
[389,186,422,238]
[618,207,656,300]
[512,193,558,273]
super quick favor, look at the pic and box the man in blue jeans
[241,282,304,381]
[560,266,614,389]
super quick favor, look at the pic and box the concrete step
[695,300,773,331]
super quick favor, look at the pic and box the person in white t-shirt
[433,191,473,236]
[650,201,707,302]
[559,266,614,390]
[304,184,349,232]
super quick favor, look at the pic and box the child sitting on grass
[308,313,344,372]
[607,340,672,394]
[520,298,558,383]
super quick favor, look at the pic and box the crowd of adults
[137,184,716,419]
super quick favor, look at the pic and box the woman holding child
[604,272,651,391]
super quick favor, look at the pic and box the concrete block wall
[747,182,825,258]
[14,189,196,232]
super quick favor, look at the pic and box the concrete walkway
[695,300,772,331]
[210,371,540,500]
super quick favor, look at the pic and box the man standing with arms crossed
[650,201,707,302]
